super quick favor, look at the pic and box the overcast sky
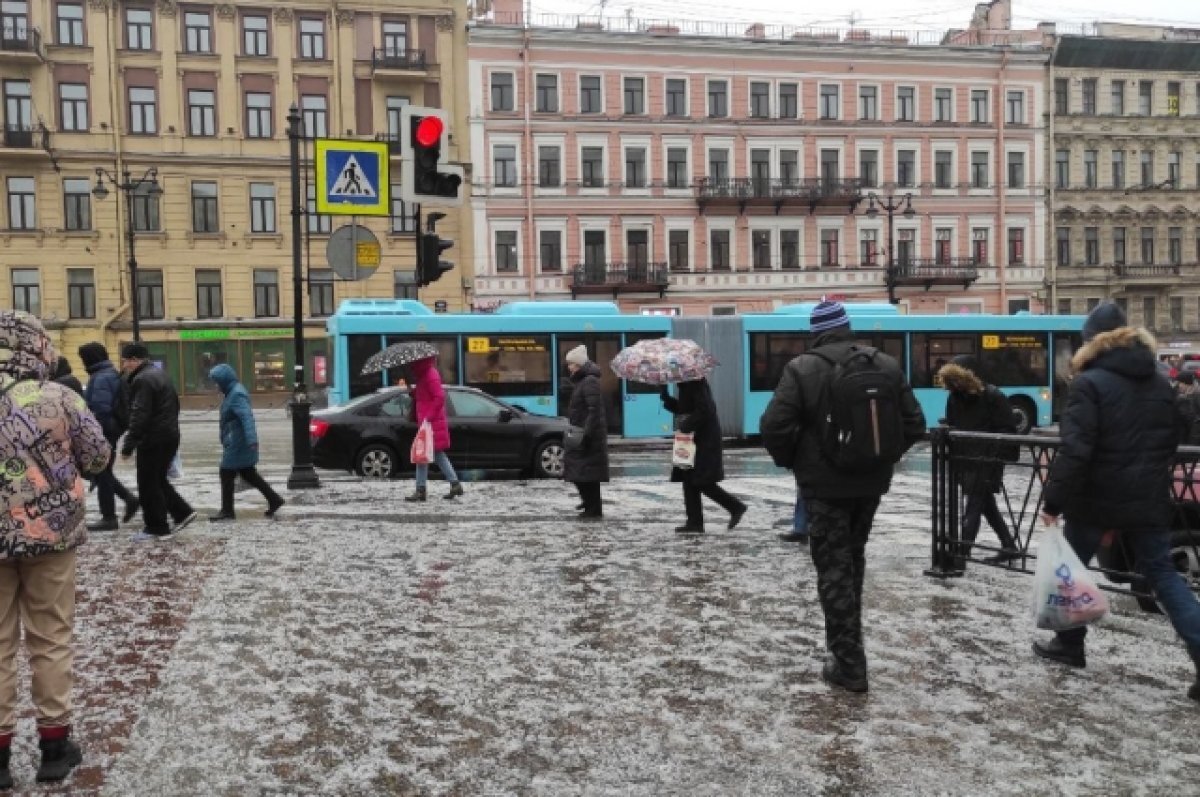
[527,0,1198,33]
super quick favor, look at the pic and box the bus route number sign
[467,337,491,353]
[982,335,1000,349]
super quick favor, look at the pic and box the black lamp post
[92,166,163,342]
[864,191,915,305]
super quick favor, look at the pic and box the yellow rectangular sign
[355,242,381,266]
[314,139,390,216]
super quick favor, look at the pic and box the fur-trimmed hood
[1072,326,1158,378]
[937,363,984,395]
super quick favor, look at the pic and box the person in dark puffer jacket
[562,346,608,520]
[661,378,746,534]
[79,343,140,531]
[1037,302,1200,703]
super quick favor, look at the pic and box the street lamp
[92,166,163,342]
[865,191,916,305]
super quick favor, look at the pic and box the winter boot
[405,487,427,503]
[821,656,868,693]
[208,512,236,523]
[36,728,82,783]
[122,498,140,524]
[675,524,704,535]
[0,738,12,790]
[727,503,747,530]
[444,482,464,500]
[265,498,285,518]
[86,517,119,532]
[1032,636,1086,668]
[1190,655,1200,702]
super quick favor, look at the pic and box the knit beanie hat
[78,341,109,368]
[1082,301,1126,342]
[565,345,588,366]
[121,342,150,360]
[810,301,850,334]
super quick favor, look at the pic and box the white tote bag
[672,432,697,469]
[1029,525,1110,631]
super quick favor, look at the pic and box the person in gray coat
[562,346,608,520]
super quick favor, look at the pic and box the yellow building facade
[0,0,470,400]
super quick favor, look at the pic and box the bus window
[911,334,975,387]
[348,334,385,398]
[462,334,552,397]
[749,332,810,391]
[384,335,458,388]
[622,332,667,395]
[977,332,1048,387]
[557,334,623,434]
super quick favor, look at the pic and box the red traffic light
[414,116,444,148]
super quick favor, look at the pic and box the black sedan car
[310,386,568,479]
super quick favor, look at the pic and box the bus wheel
[532,438,565,479]
[356,443,397,479]
[1009,397,1036,435]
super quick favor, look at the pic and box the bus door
[556,334,623,435]
[621,332,675,438]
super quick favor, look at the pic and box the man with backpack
[761,301,926,693]
[78,343,139,531]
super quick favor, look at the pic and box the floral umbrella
[360,340,439,375]
[609,338,719,385]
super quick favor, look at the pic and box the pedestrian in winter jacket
[1037,302,1200,703]
[78,342,139,531]
[405,356,462,502]
[0,311,110,786]
[938,355,1020,564]
[1174,371,1200,446]
[207,364,284,521]
[51,357,83,396]
[661,378,746,534]
[562,346,608,520]
[759,301,926,693]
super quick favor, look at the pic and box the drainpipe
[996,48,1008,311]
[101,0,129,338]
[1046,35,1060,314]
[520,5,536,301]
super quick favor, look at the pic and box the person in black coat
[938,356,1020,563]
[661,378,746,534]
[79,342,139,531]
[562,346,608,520]
[51,357,83,396]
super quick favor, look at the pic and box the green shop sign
[178,328,293,341]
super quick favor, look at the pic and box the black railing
[3,125,34,148]
[0,28,41,55]
[1112,264,1183,278]
[371,48,427,71]
[570,262,670,297]
[695,176,864,201]
[892,258,981,284]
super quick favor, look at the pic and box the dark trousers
[683,482,743,527]
[135,438,193,535]
[961,490,1016,553]
[806,495,882,677]
[573,481,602,515]
[219,467,282,514]
[95,443,136,519]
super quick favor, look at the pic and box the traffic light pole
[286,104,320,491]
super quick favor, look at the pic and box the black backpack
[812,345,906,472]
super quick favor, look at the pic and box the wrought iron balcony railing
[570,262,670,297]
[370,48,427,71]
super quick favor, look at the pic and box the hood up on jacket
[209,363,241,394]
[937,363,984,395]
[1071,326,1158,380]
[0,311,56,382]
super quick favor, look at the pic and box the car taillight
[309,418,330,439]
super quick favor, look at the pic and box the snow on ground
[9,412,1198,795]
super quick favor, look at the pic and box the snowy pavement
[14,412,1199,795]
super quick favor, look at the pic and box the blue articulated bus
[327,300,1085,438]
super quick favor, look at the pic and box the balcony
[370,48,427,73]
[0,28,43,60]
[570,262,670,298]
[890,257,980,290]
[1111,263,1189,285]
[695,177,864,215]
[2,124,49,151]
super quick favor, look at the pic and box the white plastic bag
[672,432,696,468]
[1030,525,1110,631]
[167,453,184,480]
[410,420,434,465]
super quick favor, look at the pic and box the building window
[538,230,561,272]
[11,268,39,315]
[245,91,271,138]
[970,89,988,123]
[1006,152,1024,188]
[666,147,688,189]
[1056,227,1070,265]
[299,18,325,59]
[305,185,330,234]
[6,177,34,230]
[897,150,915,188]
[859,85,877,120]
[1140,151,1153,186]
[752,149,772,193]
[535,74,558,113]
[896,86,915,122]
[253,269,279,317]
[63,177,91,231]
[1055,149,1069,188]
[581,146,604,187]
[490,72,514,111]
[934,151,952,189]
[1084,227,1099,265]
[308,269,334,316]
[133,266,160,317]
[778,82,798,119]
[537,145,560,188]
[242,14,268,55]
[935,228,951,264]
[184,11,212,53]
[196,269,223,319]
[1138,80,1152,115]
[935,87,952,121]
[385,95,409,140]
[381,20,407,56]
[249,182,275,233]
[1057,298,1073,316]
[1171,296,1183,331]
[623,77,644,115]
[749,81,769,118]
[972,228,989,264]
[668,229,689,271]
[493,144,517,187]
[3,80,29,135]
[1054,78,1068,115]
[583,230,605,267]
[862,229,881,266]
[56,2,83,45]
[67,268,94,319]
[707,80,727,118]
[820,229,839,267]
[781,230,800,269]
[579,75,601,114]
[1081,78,1096,114]
[301,94,327,138]
[1169,226,1182,264]
[1140,226,1154,263]
[708,148,728,182]
[779,149,798,184]
[1168,81,1180,116]
[897,230,914,265]
[125,7,152,50]
[191,181,219,233]
[59,82,88,131]
[389,194,415,234]
[819,84,839,120]
[752,230,771,270]
[1111,80,1124,115]
[859,150,878,188]
[132,182,159,232]
[1005,90,1024,124]
[1113,227,1126,265]
[128,86,157,134]
[1111,150,1124,189]
[624,147,647,188]
[709,229,730,271]
[1168,151,1181,186]
[494,230,518,272]
[665,78,686,116]
[1083,150,1097,188]
[1144,297,1156,330]
[187,89,216,136]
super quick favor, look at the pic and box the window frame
[190,180,220,234]
[58,81,88,132]
[252,268,279,318]
[62,177,91,231]
[125,6,153,50]
[183,10,212,54]
[249,182,276,234]
[10,267,40,316]
[490,71,515,112]
[6,176,35,230]
[187,88,216,137]
[245,91,272,138]
[128,85,157,135]
[66,267,95,319]
[298,17,326,60]
[195,268,223,319]
[242,13,269,56]
[55,1,84,46]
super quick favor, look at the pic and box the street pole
[287,104,320,490]
[123,171,142,343]
[886,204,897,306]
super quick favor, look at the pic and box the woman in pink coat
[405,357,463,501]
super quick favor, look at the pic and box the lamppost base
[287,395,322,490]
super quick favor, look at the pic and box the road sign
[315,139,390,216]
[326,224,382,280]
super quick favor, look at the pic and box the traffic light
[416,212,454,287]
[400,106,463,205]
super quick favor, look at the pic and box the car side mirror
[498,408,515,423]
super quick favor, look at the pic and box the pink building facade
[467,8,1049,316]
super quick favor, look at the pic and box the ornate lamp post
[92,167,163,342]
[864,191,915,305]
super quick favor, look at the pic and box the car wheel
[1009,397,1036,435]
[1169,530,1200,585]
[533,438,565,479]
[356,443,397,479]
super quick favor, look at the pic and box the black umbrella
[360,341,439,375]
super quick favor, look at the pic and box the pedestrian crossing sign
[315,139,390,216]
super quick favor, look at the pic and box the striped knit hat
[810,301,850,334]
